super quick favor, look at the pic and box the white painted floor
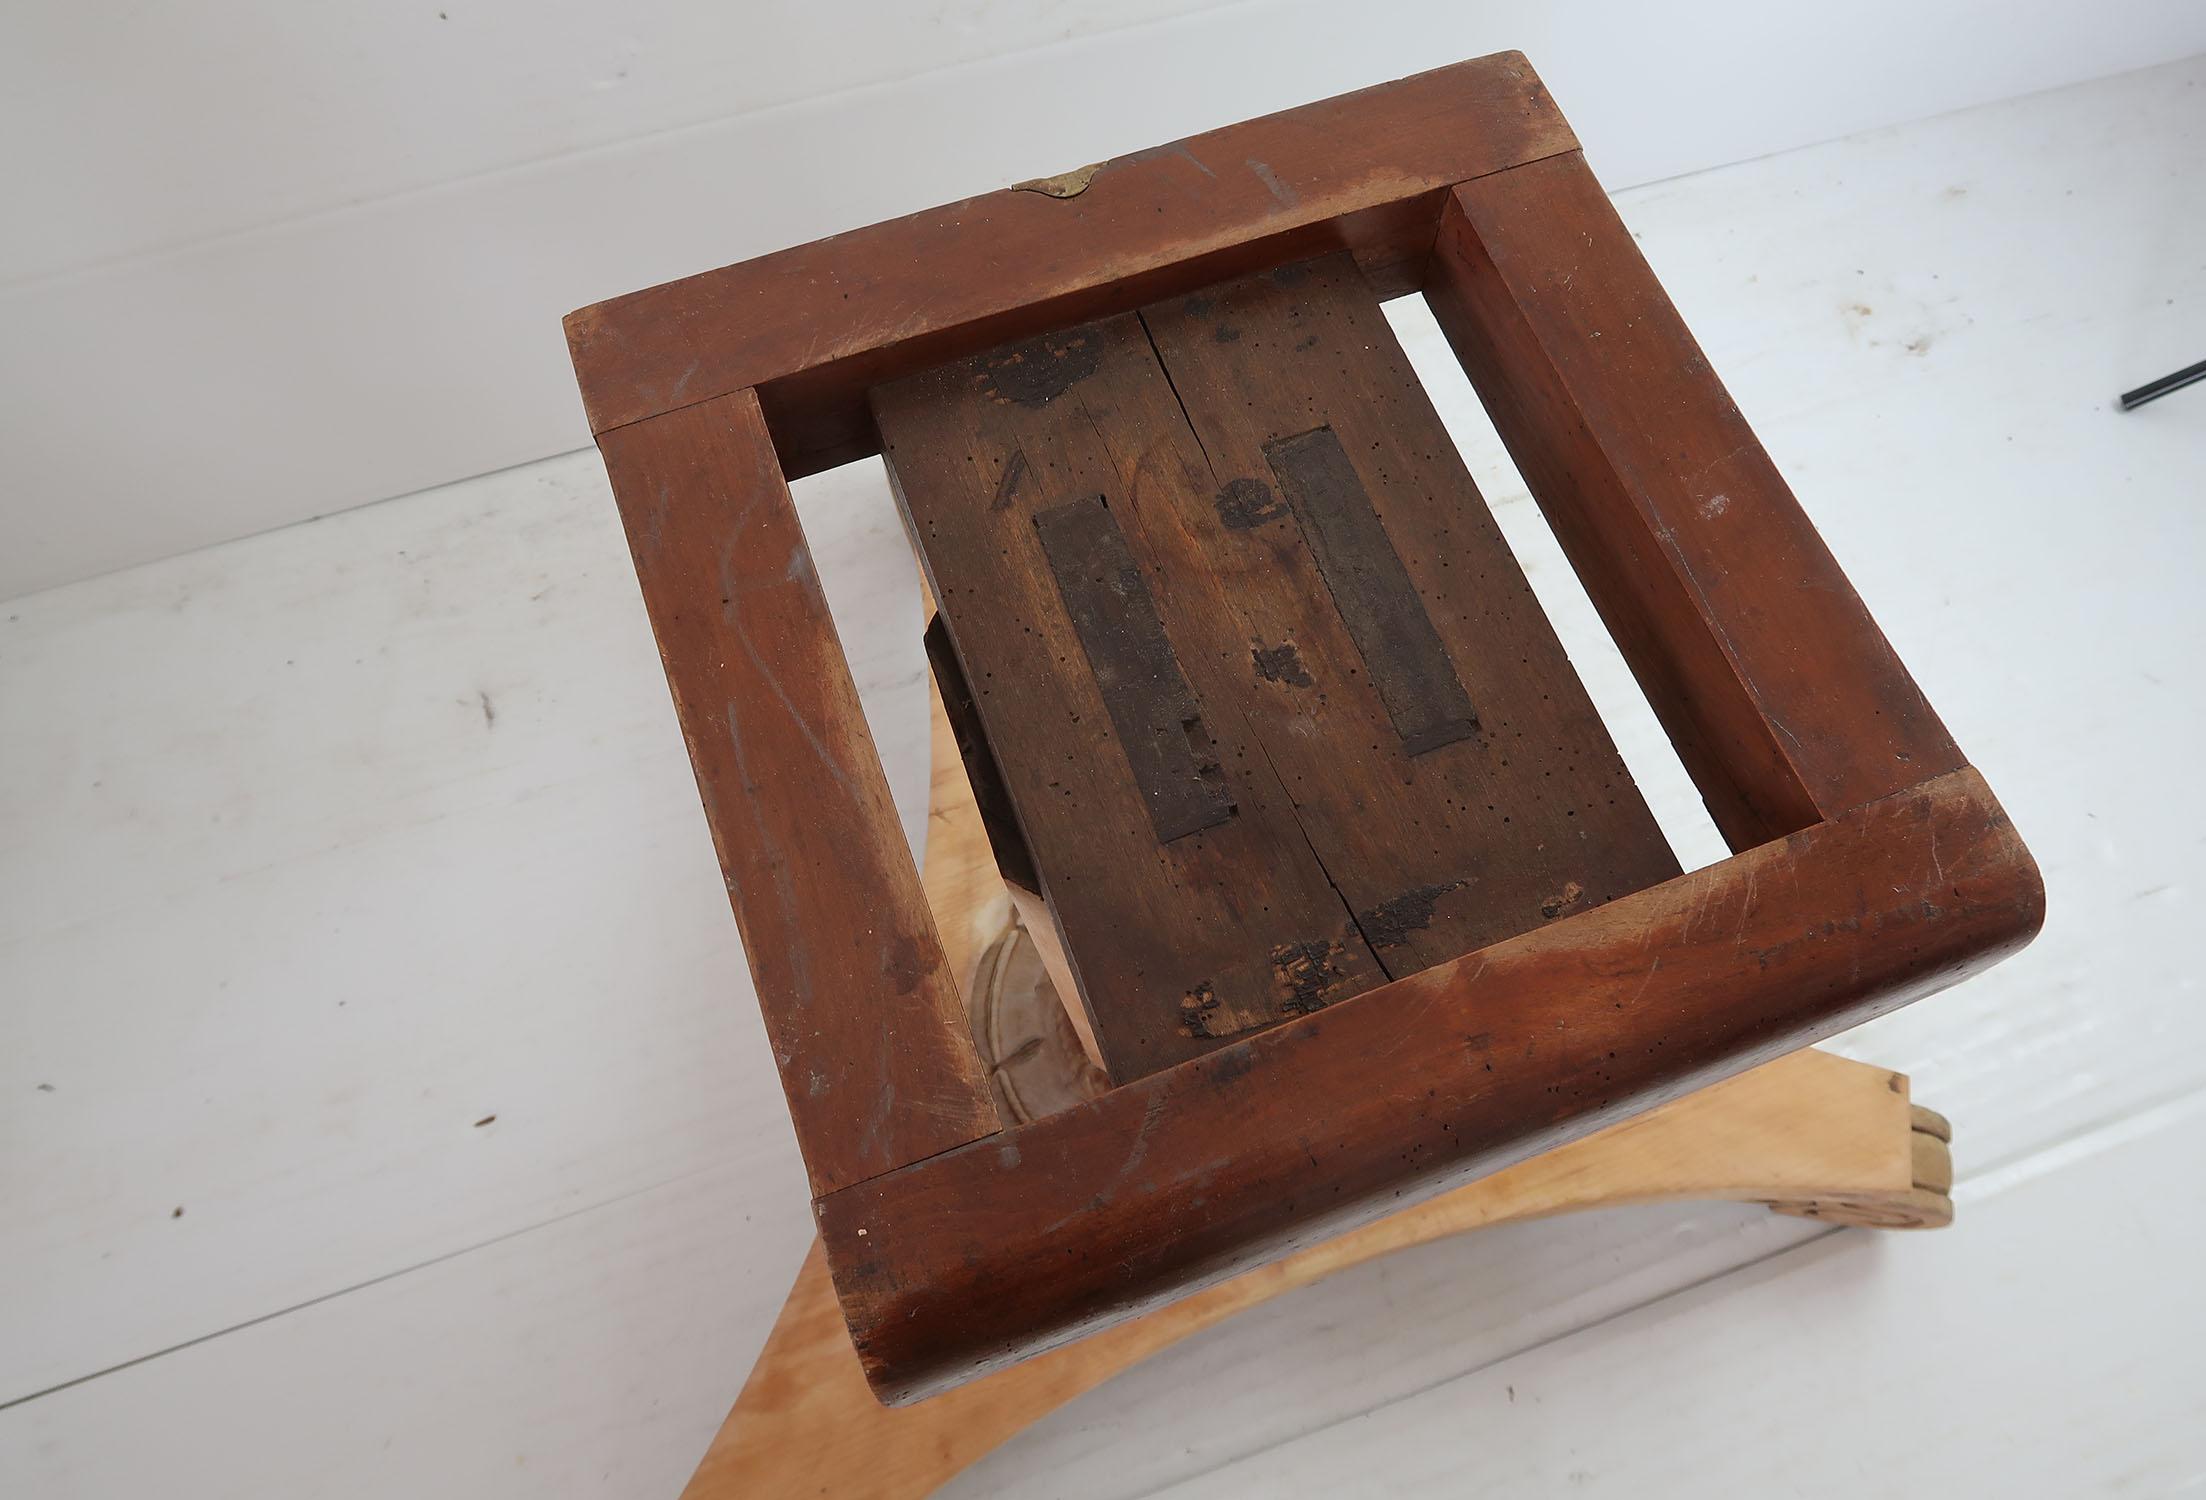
[4,57,2202,1499]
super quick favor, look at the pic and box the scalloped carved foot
[1766,1103,1954,1229]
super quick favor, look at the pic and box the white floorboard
[4,56,2201,1499]
[1151,1096,2206,1500]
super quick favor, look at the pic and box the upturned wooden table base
[675,691,1955,1500]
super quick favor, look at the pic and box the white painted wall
[4,0,2204,598]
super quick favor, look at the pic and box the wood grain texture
[1423,152,1963,848]
[876,319,1385,1079]
[596,390,998,1195]
[684,1050,1935,1500]
[1136,255,1682,979]
[818,764,2041,1402]
[565,53,1577,473]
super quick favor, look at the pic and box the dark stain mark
[1271,938,1349,1016]
[1035,496,1235,842]
[1179,980,1220,1039]
[1214,476,1288,530]
[474,1114,497,1128]
[1270,262,1310,287]
[171,1206,184,1219]
[1360,881,1466,948]
[477,689,496,728]
[1205,1046,1256,1086]
[982,330,1101,407]
[35,1082,54,1092]
[990,446,1030,512]
[1292,334,1320,352]
[1464,1031,1494,1051]
[1252,641,1313,687]
[1184,295,1215,317]
[1214,323,1242,344]
[1265,426,1480,755]
[1538,880,1586,920]
[883,933,926,995]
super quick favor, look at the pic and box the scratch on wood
[982,331,1102,407]
[1252,641,1314,687]
[724,698,811,1008]
[1246,157,1300,208]
[990,446,1031,512]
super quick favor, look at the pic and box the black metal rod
[2119,357,2206,411]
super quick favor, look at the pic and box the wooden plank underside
[878,322,1388,1080]
[595,390,999,1195]
[876,256,1680,1079]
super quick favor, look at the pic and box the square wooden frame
[567,52,2043,1404]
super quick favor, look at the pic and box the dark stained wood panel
[880,254,1685,1075]
[875,325,1386,1081]
[595,390,1000,1195]
[1425,153,1964,846]
[1136,255,1683,979]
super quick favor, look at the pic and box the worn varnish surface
[817,765,2044,1403]
[1426,153,1963,848]
[595,390,999,1195]
[564,53,1577,474]
[877,258,1678,1077]
[877,319,1386,1079]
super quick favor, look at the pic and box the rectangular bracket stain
[1263,426,1479,755]
[1034,495,1236,843]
